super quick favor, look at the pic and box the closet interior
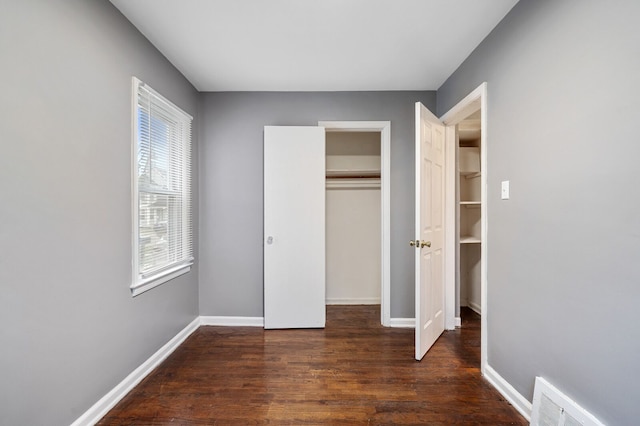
[457,111,482,316]
[325,131,381,305]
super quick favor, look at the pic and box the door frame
[319,121,391,327]
[440,82,488,373]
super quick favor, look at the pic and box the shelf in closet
[461,171,481,179]
[460,235,481,244]
[326,168,380,178]
[326,177,380,190]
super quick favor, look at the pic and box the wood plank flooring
[99,306,526,425]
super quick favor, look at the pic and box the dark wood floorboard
[98,306,526,425]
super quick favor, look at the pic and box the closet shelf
[461,171,481,179]
[326,178,381,190]
[460,236,481,244]
[326,168,380,178]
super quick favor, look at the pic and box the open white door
[264,126,326,329]
[413,103,446,360]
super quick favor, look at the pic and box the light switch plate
[501,180,510,200]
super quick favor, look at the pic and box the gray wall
[0,1,199,424]
[199,92,435,318]
[437,0,640,424]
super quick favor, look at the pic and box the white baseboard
[71,317,200,426]
[468,300,482,315]
[326,297,381,305]
[200,316,264,327]
[389,318,415,328]
[484,364,532,422]
[455,317,462,327]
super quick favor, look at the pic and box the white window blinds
[131,77,193,295]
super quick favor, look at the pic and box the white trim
[130,264,191,297]
[440,85,484,125]
[200,316,265,327]
[319,121,391,327]
[389,318,415,328]
[131,77,140,297]
[455,317,462,327]
[444,125,457,330]
[484,365,532,422]
[325,297,381,305]
[133,78,193,121]
[71,317,200,426]
[439,82,488,374]
[479,85,488,375]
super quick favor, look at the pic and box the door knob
[420,240,431,248]
[409,240,417,247]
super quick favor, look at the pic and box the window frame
[130,77,194,296]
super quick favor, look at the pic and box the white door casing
[318,121,391,326]
[263,126,326,329]
[414,103,446,360]
[440,82,488,372]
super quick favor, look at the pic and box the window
[131,77,193,296]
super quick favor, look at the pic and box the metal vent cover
[530,377,605,426]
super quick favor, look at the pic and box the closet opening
[325,131,382,313]
[441,82,487,371]
[455,110,482,338]
[319,121,391,326]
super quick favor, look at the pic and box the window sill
[130,263,192,297]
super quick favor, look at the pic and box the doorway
[325,131,381,306]
[319,121,391,326]
[441,82,488,372]
[456,110,482,318]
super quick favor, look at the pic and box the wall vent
[530,377,605,426]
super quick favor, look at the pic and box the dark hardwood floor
[99,306,526,425]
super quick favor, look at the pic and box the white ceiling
[109,0,519,92]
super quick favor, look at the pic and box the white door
[264,126,326,329]
[413,103,446,360]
